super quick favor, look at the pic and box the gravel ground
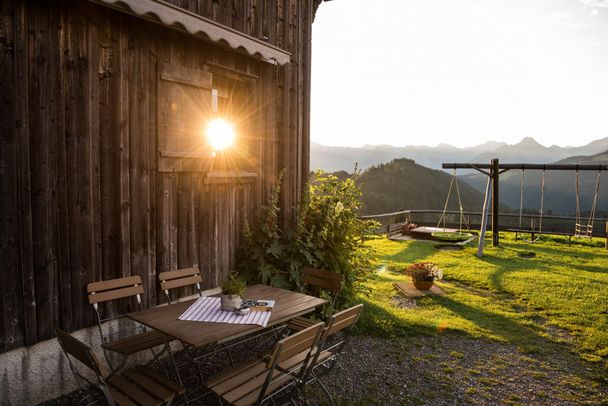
[40,331,607,406]
[302,335,608,405]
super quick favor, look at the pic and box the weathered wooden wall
[0,0,314,352]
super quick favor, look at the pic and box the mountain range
[311,137,608,172]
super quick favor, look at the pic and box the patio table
[126,284,326,349]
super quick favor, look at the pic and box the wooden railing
[361,209,608,246]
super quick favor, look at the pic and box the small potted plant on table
[404,262,443,290]
[220,273,246,311]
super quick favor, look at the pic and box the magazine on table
[241,299,275,312]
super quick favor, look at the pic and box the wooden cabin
[0,0,327,354]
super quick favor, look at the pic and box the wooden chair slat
[326,315,359,337]
[278,338,317,363]
[287,316,318,330]
[135,366,186,395]
[158,267,200,281]
[109,388,139,406]
[88,285,145,304]
[278,322,323,363]
[205,360,267,390]
[87,276,143,293]
[210,360,268,395]
[108,375,161,406]
[232,374,293,406]
[122,369,174,401]
[101,330,167,355]
[325,304,363,337]
[300,275,343,292]
[302,267,345,282]
[220,368,277,402]
[160,275,202,291]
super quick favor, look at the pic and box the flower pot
[220,294,242,311]
[412,279,434,290]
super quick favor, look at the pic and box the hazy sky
[310,0,608,148]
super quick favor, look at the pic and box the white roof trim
[90,0,291,66]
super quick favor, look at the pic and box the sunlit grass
[355,233,608,368]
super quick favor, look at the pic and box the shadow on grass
[354,290,607,380]
[479,245,608,293]
[373,241,436,266]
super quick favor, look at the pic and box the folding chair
[56,328,185,406]
[87,276,171,372]
[203,322,325,406]
[302,304,364,406]
[159,267,203,304]
[287,267,345,333]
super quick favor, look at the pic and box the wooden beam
[492,159,500,247]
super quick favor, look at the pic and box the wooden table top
[126,284,326,348]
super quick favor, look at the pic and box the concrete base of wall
[0,289,220,406]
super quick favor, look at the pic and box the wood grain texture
[127,284,325,348]
[0,0,314,350]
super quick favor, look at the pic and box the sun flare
[205,118,235,151]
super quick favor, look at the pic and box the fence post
[605,221,607,251]
[386,216,392,239]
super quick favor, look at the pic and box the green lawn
[356,234,608,369]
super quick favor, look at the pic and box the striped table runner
[178,296,272,327]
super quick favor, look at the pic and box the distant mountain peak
[516,137,543,147]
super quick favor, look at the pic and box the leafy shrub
[237,170,288,288]
[237,170,379,313]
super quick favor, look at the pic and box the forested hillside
[354,158,486,215]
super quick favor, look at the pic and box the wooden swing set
[442,159,606,257]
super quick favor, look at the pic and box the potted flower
[220,273,246,311]
[404,262,443,290]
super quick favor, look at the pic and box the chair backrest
[260,322,324,404]
[55,328,110,381]
[323,303,364,339]
[87,276,146,343]
[159,267,203,303]
[87,275,145,307]
[300,267,345,294]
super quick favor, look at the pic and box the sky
[310,0,608,148]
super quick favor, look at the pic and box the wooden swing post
[492,159,500,247]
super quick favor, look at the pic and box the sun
[205,118,236,151]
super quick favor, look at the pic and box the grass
[355,233,608,368]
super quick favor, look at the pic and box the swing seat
[431,231,474,242]
[574,223,593,238]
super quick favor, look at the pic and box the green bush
[237,170,379,314]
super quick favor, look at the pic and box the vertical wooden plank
[118,18,131,283]
[0,0,28,350]
[28,2,54,341]
[147,36,158,306]
[45,5,65,334]
[65,7,96,330]
[64,4,81,330]
[301,0,312,188]
[54,5,72,332]
[195,181,210,289]
[0,0,14,351]
[98,9,120,286]
[87,3,102,327]
[128,21,153,307]
[177,173,192,269]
